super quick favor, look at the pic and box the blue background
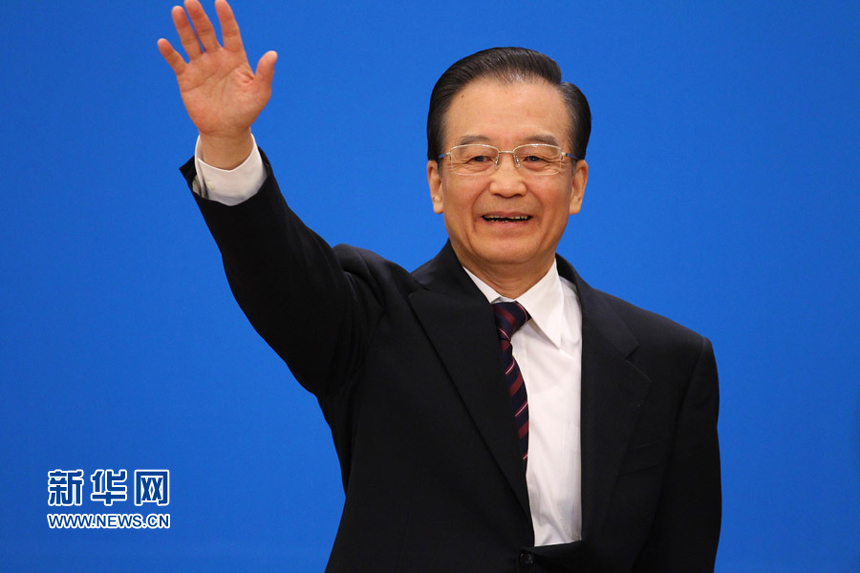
[1,1,858,571]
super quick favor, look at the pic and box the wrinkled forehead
[441,77,571,149]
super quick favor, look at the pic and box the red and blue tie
[492,301,531,469]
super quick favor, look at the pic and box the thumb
[255,50,278,86]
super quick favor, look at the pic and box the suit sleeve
[633,336,721,572]
[181,152,385,398]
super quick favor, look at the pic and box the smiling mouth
[482,215,532,222]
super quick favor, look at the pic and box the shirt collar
[463,260,565,349]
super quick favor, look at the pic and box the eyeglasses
[438,143,580,176]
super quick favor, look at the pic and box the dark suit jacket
[183,154,721,572]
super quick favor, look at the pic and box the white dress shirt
[463,264,583,545]
[192,136,266,205]
[193,139,583,545]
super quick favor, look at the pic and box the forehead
[443,79,570,148]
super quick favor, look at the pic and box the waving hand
[158,0,276,168]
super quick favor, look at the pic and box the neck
[461,257,554,299]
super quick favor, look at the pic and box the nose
[489,153,527,197]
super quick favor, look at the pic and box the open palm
[158,0,276,141]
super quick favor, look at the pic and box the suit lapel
[407,246,653,538]
[409,243,531,518]
[557,257,653,539]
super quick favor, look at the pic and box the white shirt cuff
[192,135,266,206]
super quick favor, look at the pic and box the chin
[477,246,539,268]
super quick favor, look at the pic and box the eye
[522,154,548,163]
[467,154,493,163]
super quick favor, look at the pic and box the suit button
[518,551,534,568]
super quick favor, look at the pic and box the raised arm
[157,0,276,168]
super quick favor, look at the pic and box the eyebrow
[454,133,562,147]
[455,135,492,145]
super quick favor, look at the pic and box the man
[159,1,721,571]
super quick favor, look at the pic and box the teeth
[484,215,530,221]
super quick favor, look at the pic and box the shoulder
[593,287,715,389]
[557,255,710,366]
[332,244,416,282]
[331,244,427,306]
[596,288,704,346]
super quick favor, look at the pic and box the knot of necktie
[492,301,531,342]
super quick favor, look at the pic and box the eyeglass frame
[437,143,581,176]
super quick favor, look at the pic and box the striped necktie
[492,301,531,469]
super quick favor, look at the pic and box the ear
[427,160,445,214]
[568,159,588,215]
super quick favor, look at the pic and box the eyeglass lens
[448,144,564,175]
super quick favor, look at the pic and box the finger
[157,38,188,75]
[171,5,202,59]
[185,0,221,53]
[254,51,278,87]
[215,0,244,53]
